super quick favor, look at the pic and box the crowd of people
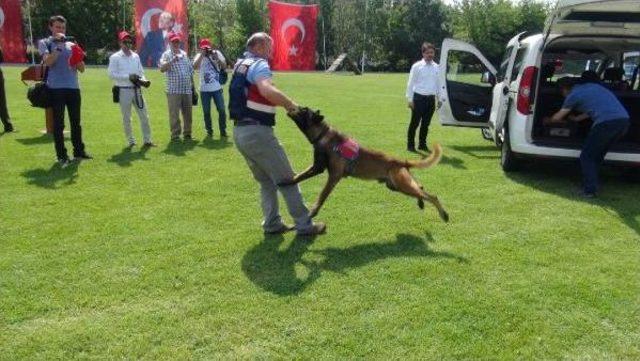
[0,14,631,235]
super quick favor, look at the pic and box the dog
[280,107,449,222]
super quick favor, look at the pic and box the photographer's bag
[27,65,50,108]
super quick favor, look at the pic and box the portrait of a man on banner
[134,0,189,67]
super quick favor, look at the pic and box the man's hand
[408,101,414,110]
[285,102,299,113]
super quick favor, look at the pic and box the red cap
[199,38,212,49]
[167,31,181,43]
[118,31,132,42]
[69,44,85,66]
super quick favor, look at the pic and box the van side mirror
[481,71,496,85]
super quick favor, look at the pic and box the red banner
[0,0,26,63]
[134,0,189,67]
[268,0,318,71]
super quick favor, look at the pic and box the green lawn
[1,66,639,360]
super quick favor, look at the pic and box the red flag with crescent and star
[268,0,318,71]
[0,0,26,63]
[134,0,189,67]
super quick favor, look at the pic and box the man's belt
[235,119,263,127]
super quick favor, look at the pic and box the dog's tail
[406,143,442,169]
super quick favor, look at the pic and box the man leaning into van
[545,76,630,198]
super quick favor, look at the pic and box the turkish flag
[268,0,318,71]
[134,0,189,67]
[0,0,26,63]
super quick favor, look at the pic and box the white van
[438,0,640,171]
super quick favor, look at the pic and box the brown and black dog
[280,107,449,222]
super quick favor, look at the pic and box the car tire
[501,128,519,172]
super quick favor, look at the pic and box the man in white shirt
[406,42,440,152]
[193,38,227,138]
[108,31,155,147]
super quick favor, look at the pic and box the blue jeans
[580,118,629,194]
[201,89,226,135]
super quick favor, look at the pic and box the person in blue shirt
[229,32,326,237]
[546,76,630,197]
[38,15,91,166]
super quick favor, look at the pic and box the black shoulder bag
[206,52,227,85]
[27,64,50,108]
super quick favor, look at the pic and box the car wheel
[501,128,519,172]
[481,128,493,141]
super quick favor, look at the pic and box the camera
[129,74,151,88]
[53,35,75,43]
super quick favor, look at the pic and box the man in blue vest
[230,32,325,237]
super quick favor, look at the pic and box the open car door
[438,38,498,128]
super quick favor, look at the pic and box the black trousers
[407,93,435,148]
[0,69,11,128]
[50,88,85,160]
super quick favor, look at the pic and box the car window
[446,50,493,88]
[623,51,639,82]
[510,46,528,81]
[496,45,514,82]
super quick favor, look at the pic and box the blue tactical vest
[228,58,276,126]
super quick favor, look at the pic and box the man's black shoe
[418,145,430,152]
[220,131,228,138]
[407,146,417,152]
[57,158,71,168]
[264,224,295,235]
[3,123,14,133]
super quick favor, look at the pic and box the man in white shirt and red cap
[108,30,155,148]
[406,42,441,153]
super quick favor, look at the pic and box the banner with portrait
[134,0,189,67]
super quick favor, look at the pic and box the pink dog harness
[333,138,360,174]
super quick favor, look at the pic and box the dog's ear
[313,110,324,123]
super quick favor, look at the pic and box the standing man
[0,45,14,133]
[546,77,630,198]
[193,38,227,138]
[159,31,193,141]
[38,15,91,166]
[229,32,325,236]
[406,42,441,153]
[108,30,155,148]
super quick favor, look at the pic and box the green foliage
[1,68,640,358]
[452,0,549,64]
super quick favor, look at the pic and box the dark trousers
[50,88,85,160]
[580,118,629,194]
[0,69,12,129]
[201,89,227,135]
[407,93,435,148]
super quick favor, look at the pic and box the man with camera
[159,31,193,141]
[193,38,227,138]
[108,31,155,148]
[38,15,90,166]
[0,45,14,133]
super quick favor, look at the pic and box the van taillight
[517,66,538,115]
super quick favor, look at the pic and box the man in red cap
[38,15,90,166]
[193,38,227,138]
[108,30,155,148]
[159,31,194,141]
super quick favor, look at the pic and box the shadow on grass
[242,233,467,296]
[15,134,62,145]
[198,136,232,150]
[108,146,150,167]
[505,160,640,236]
[21,161,80,189]
[162,139,199,157]
[449,144,499,159]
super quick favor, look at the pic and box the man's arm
[406,63,416,109]
[549,108,572,123]
[568,113,590,122]
[192,52,203,70]
[255,77,297,112]
[75,62,85,73]
[159,53,173,73]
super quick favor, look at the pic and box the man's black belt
[235,119,264,127]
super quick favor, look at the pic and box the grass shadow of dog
[242,233,467,296]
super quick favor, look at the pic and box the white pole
[26,0,35,64]
[361,0,367,74]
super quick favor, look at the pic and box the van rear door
[438,38,497,128]
[545,0,640,39]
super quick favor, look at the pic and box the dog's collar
[310,125,330,145]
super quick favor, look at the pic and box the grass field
[1,66,639,359]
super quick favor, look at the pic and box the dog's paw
[309,206,319,218]
[439,210,450,223]
[417,199,425,209]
